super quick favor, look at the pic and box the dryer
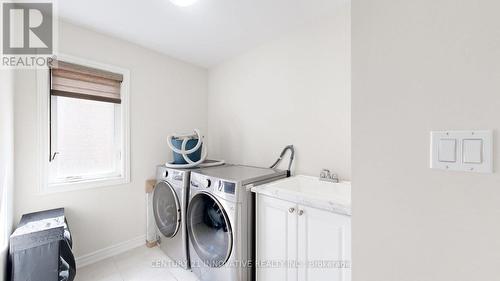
[153,165,192,269]
[187,165,287,281]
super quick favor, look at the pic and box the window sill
[42,175,130,194]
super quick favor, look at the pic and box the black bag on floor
[9,208,76,281]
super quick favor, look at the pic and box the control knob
[202,179,211,188]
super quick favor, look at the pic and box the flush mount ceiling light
[170,0,198,7]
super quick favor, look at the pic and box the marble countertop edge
[251,184,351,216]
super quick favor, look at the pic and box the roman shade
[50,60,124,104]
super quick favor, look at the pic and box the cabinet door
[256,195,298,281]
[297,205,351,281]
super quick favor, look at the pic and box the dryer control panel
[156,165,188,188]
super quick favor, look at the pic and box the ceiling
[58,0,343,68]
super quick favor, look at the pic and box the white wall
[352,1,500,280]
[0,69,15,281]
[14,21,208,258]
[207,2,350,178]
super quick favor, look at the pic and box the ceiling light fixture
[170,0,198,7]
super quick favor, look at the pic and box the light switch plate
[430,130,493,173]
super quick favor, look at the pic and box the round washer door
[153,181,181,238]
[187,192,233,267]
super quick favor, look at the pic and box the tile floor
[75,246,199,281]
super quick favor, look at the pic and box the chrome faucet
[320,169,339,183]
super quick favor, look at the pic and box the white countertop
[251,175,351,216]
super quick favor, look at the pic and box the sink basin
[252,175,351,215]
[269,175,351,204]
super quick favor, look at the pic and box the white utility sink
[252,175,351,215]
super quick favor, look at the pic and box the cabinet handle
[298,210,304,216]
[289,207,295,213]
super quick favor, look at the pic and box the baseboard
[76,235,146,268]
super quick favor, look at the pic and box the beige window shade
[50,60,124,104]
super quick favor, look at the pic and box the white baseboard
[76,235,146,268]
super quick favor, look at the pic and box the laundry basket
[9,208,76,281]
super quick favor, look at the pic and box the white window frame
[37,54,130,194]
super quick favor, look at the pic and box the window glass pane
[51,96,116,179]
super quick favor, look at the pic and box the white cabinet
[256,194,351,281]
[297,204,351,281]
[256,195,298,281]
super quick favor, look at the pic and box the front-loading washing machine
[152,165,193,269]
[187,165,287,281]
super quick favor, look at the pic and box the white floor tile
[76,246,199,281]
[168,267,200,281]
[75,258,122,281]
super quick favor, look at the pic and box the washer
[187,165,287,281]
[153,165,192,269]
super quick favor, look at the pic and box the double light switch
[431,130,493,173]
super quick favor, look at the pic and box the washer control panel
[190,173,237,201]
[218,181,236,195]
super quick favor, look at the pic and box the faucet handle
[330,172,340,183]
[320,169,340,183]
[320,169,331,178]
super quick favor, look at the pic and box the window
[39,56,130,192]
[49,96,121,183]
